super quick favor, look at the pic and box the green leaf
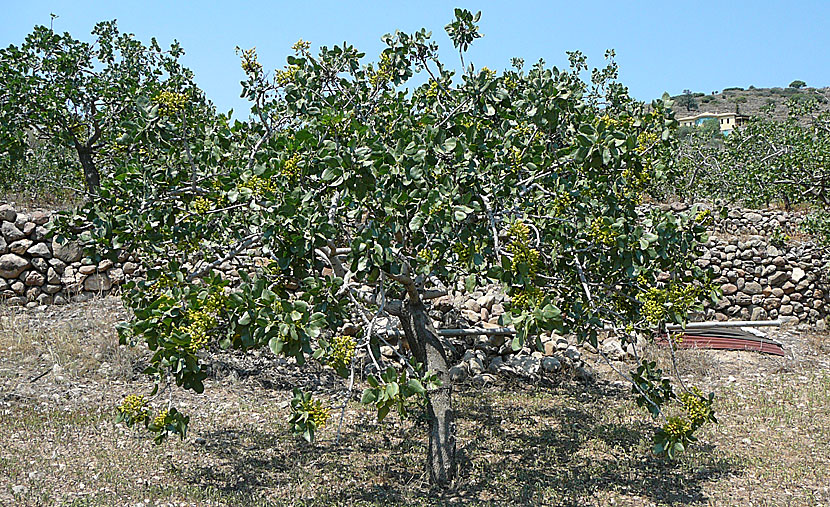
[268,336,284,355]
[406,378,426,394]
[360,388,378,404]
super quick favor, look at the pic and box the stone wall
[1,202,828,330]
[656,203,830,330]
[0,204,134,307]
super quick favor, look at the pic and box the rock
[721,284,738,295]
[31,225,48,241]
[0,253,30,278]
[44,284,61,294]
[504,355,541,378]
[541,356,561,373]
[768,271,789,287]
[79,265,97,275]
[83,273,112,292]
[98,259,114,271]
[0,204,16,223]
[744,282,763,295]
[22,222,35,236]
[24,271,45,286]
[30,210,50,225]
[1,221,25,242]
[471,373,496,388]
[574,365,594,382]
[563,345,581,362]
[27,242,51,258]
[791,267,806,283]
[9,239,33,255]
[448,364,468,382]
[817,319,827,332]
[601,339,626,361]
[122,261,138,275]
[51,238,83,263]
[11,281,25,294]
[487,356,504,374]
[0,235,6,254]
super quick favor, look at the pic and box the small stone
[1,221,25,242]
[448,364,468,382]
[471,373,496,388]
[44,284,61,295]
[22,221,35,236]
[791,267,806,283]
[51,238,83,263]
[122,261,138,275]
[79,265,97,275]
[743,282,763,295]
[721,284,738,295]
[0,204,16,223]
[9,239,33,255]
[27,241,51,257]
[98,259,114,271]
[24,271,45,286]
[541,356,561,373]
[83,273,112,292]
[0,253,30,278]
[768,271,789,287]
[30,210,50,225]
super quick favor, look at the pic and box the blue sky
[4,1,829,116]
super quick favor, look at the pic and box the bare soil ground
[1,296,828,506]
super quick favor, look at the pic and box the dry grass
[0,296,829,506]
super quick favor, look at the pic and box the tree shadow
[181,378,741,506]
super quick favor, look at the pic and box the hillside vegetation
[670,85,830,121]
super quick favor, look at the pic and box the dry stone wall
[655,203,830,330]
[1,202,828,331]
[0,204,135,307]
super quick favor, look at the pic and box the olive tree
[0,19,210,195]
[57,11,718,486]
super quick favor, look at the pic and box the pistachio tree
[57,11,718,485]
[0,19,210,195]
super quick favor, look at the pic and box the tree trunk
[76,146,100,195]
[397,297,456,486]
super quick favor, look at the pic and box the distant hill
[667,86,830,121]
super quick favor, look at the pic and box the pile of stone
[0,205,134,307]
[366,284,595,384]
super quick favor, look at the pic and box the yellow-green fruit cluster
[292,39,311,53]
[241,175,277,197]
[509,146,523,170]
[370,52,393,87]
[424,80,439,99]
[417,247,440,264]
[589,217,617,246]
[507,221,530,243]
[301,399,330,428]
[636,131,659,154]
[504,76,518,90]
[552,193,572,216]
[639,284,702,325]
[183,293,226,352]
[599,114,634,130]
[281,153,302,179]
[507,243,540,272]
[679,387,710,426]
[512,286,543,309]
[276,64,300,86]
[452,242,475,261]
[480,66,497,80]
[153,90,188,117]
[663,415,691,439]
[695,209,713,226]
[191,197,212,215]
[153,409,168,428]
[327,334,356,371]
[240,47,262,75]
[119,394,148,420]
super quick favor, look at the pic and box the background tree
[57,11,718,486]
[0,19,210,196]
[789,80,806,89]
[676,89,699,112]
